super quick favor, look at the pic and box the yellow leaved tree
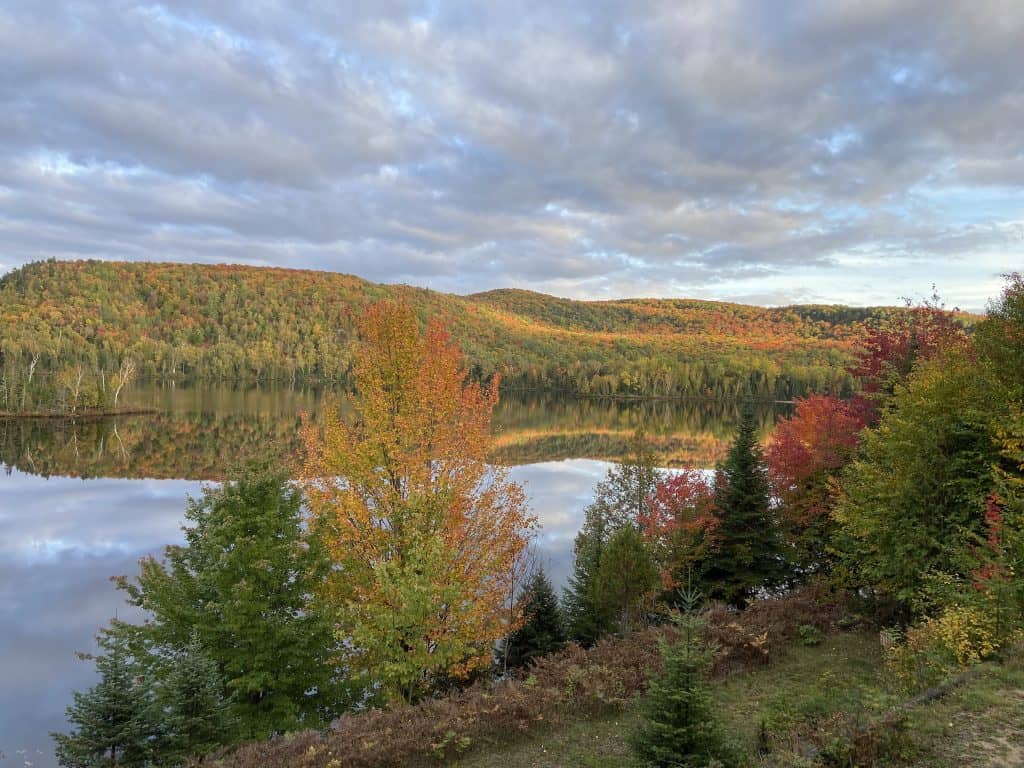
[301,300,535,703]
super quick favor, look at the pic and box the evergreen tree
[631,578,732,768]
[595,526,660,636]
[115,460,346,738]
[703,403,782,607]
[503,568,566,669]
[562,514,615,646]
[159,633,236,764]
[53,635,160,768]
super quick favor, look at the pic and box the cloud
[0,0,1022,309]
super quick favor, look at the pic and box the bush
[885,604,1003,692]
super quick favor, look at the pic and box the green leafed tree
[53,635,160,768]
[563,513,616,646]
[835,349,1002,608]
[115,460,347,739]
[595,525,661,636]
[502,568,566,670]
[702,403,783,607]
[564,430,664,644]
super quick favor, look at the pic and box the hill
[0,259,904,401]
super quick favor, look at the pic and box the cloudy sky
[1,1,1022,309]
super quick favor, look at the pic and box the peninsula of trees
[0,259,953,414]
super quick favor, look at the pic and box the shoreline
[0,407,159,421]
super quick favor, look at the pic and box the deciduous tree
[301,300,535,702]
[766,394,864,576]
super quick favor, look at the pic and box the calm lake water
[0,384,785,767]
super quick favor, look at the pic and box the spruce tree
[563,505,615,645]
[159,633,236,764]
[631,578,731,768]
[53,636,160,768]
[503,568,566,669]
[702,403,782,607]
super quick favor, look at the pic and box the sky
[1,1,1022,310]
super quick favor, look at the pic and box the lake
[0,383,786,768]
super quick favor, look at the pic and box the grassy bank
[453,635,1024,768]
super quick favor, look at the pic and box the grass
[451,634,1024,768]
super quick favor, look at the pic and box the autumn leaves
[300,300,535,703]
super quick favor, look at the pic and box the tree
[631,578,732,768]
[591,428,665,530]
[849,290,967,423]
[702,404,782,607]
[159,633,236,764]
[53,635,160,768]
[300,300,535,703]
[115,460,342,738]
[766,395,864,577]
[564,429,664,644]
[836,349,1002,608]
[563,513,616,646]
[640,468,719,594]
[502,568,566,670]
[595,526,661,635]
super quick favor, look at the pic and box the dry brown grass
[210,587,843,768]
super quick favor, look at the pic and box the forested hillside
[1,259,920,403]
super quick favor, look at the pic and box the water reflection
[1,384,785,479]
[0,386,785,767]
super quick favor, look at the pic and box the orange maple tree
[300,300,535,702]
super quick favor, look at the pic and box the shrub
[885,604,1002,692]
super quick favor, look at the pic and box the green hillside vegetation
[0,259,925,413]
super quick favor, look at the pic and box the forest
[0,259,952,414]
[51,274,1024,767]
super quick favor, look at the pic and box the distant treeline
[0,259,964,405]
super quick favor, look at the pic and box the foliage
[631,579,733,768]
[52,634,160,768]
[0,259,912,402]
[563,517,616,646]
[594,526,661,636]
[884,604,1000,693]
[702,404,783,607]
[300,300,535,702]
[564,430,664,644]
[158,633,236,764]
[835,348,1003,606]
[502,568,567,670]
[765,394,864,577]
[640,468,719,592]
[114,460,342,738]
[211,589,833,768]
[848,289,970,423]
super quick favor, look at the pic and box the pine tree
[631,577,731,768]
[702,403,782,607]
[503,568,566,669]
[563,507,616,646]
[159,633,236,764]
[52,635,160,768]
